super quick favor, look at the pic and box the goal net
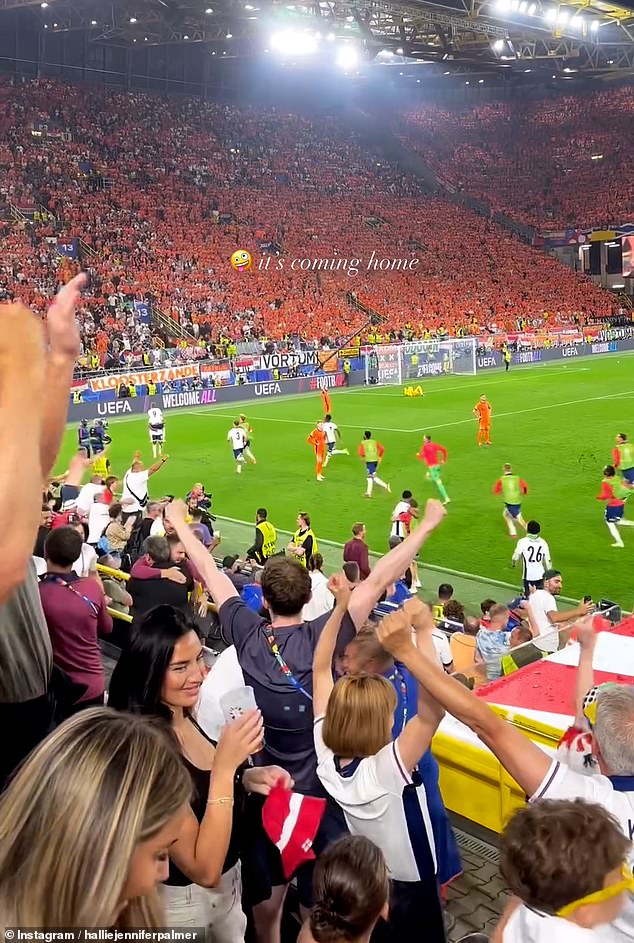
[364,338,477,386]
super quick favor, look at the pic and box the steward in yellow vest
[287,513,318,566]
[247,508,278,565]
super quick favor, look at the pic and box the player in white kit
[512,520,552,596]
[147,404,165,458]
[227,421,247,474]
[322,413,349,467]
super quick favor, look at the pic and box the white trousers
[162,861,247,943]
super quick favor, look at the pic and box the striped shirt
[314,717,437,883]
[0,562,52,702]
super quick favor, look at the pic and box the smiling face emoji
[231,250,252,272]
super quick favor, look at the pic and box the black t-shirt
[166,719,244,886]
[34,526,51,559]
[129,564,194,616]
[219,597,355,796]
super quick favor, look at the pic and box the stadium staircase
[618,292,633,312]
[345,291,386,328]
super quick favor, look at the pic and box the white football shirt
[147,407,164,428]
[529,588,560,653]
[532,760,634,943]
[227,428,246,449]
[390,500,410,538]
[314,718,437,883]
[513,536,551,581]
[503,905,600,943]
[322,421,338,444]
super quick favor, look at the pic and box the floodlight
[335,46,359,69]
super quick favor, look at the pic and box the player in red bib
[416,435,450,504]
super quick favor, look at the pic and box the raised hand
[376,609,415,658]
[327,572,352,609]
[165,498,188,527]
[403,596,434,632]
[422,499,447,529]
[0,303,45,372]
[215,709,264,771]
[575,615,597,649]
[45,272,87,361]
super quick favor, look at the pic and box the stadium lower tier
[435,616,634,832]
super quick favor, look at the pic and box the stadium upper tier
[0,78,615,352]
[399,86,634,233]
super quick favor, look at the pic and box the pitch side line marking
[214,514,582,606]
[190,388,634,434]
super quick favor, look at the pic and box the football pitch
[59,354,634,610]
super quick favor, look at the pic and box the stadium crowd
[2,274,634,943]
[0,75,615,373]
[399,85,634,231]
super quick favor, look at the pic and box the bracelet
[207,797,234,807]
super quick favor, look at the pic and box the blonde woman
[312,579,447,943]
[0,708,192,928]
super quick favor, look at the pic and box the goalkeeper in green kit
[493,464,528,538]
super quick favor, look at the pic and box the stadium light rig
[335,45,359,69]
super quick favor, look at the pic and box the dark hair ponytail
[309,837,389,943]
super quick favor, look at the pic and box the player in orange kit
[321,388,332,417]
[307,421,328,481]
[473,394,493,446]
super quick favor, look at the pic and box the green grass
[58,354,634,609]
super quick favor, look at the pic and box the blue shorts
[366,462,378,476]
[91,443,104,455]
[622,468,634,484]
[233,448,244,459]
[505,503,521,518]
[606,505,625,523]
[327,441,335,453]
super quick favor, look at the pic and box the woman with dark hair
[299,836,389,943]
[108,605,292,941]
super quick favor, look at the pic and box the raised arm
[377,609,552,797]
[312,575,351,717]
[573,617,597,728]
[0,304,45,601]
[394,601,445,772]
[41,273,87,477]
[148,455,169,477]
[166,499,237,608]
[348,499,446,630]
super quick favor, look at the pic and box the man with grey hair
[376,604,634,942]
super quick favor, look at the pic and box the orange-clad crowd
[0,76,615,362]
[399,85,634,231]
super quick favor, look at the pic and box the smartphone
[583,595,593,603]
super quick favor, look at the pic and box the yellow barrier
[433,706,564,833]
[97,563,130,582]
[97,563,133,623]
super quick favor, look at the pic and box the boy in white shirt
[495,799,632,943]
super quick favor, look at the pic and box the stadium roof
[2,0,634,75]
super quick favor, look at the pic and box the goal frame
[364,338,477,386]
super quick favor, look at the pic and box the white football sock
[607,521,623,544]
